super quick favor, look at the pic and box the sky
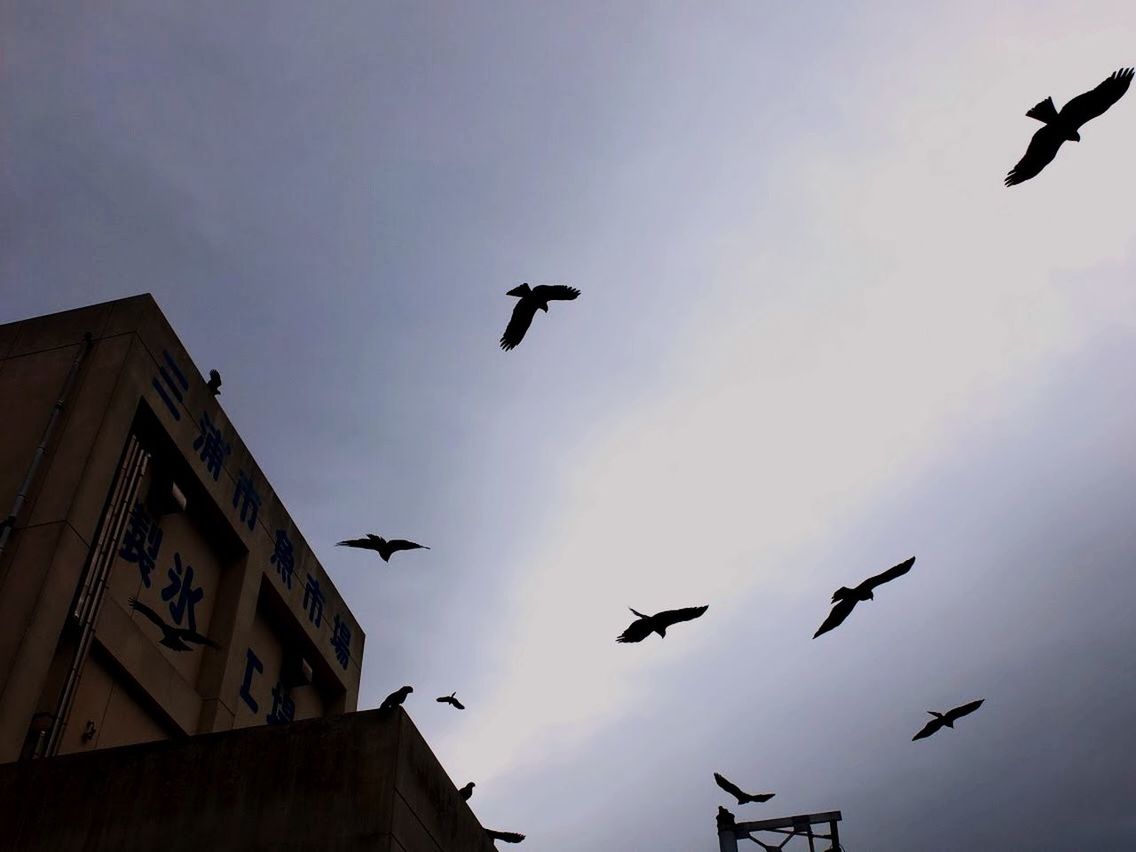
[3,2,1136,849]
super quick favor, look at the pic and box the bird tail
[1025,96,1059,123]
[506,283,531,297]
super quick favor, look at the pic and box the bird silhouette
[486,829,526,844]
[379,685,413,711]
[813,557,915,638]
[713,772,775,805]
[458,781,475,801]
[616,605,709,643]
[128,597,221,652]
[206,369,222,396]
[1005,67,1134,186]
[436,692,465,709]
[336,534,429,562]
[499,283,580,350]
[912,699,985,741]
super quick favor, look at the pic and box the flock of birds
[120,65,1133,849]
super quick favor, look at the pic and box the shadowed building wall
[0,295,362,762]
[0,707,497,852]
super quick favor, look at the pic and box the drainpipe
[0,332,93,564]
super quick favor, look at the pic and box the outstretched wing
[1060,67,1135,128]
[861,556,916,592]
[1005,124,1066,186]
[912,716,945,741]
[128,597,169,630]
[656,604,710,629]
[713,772,748,804]
[178,628,222,649]
[532,284,580,301]
[616,614,654,643]
[486,830,526,843]
[337,537,378,549]
[500,298,539,350]
[451,697,465,709]
[812,597,857,639]
[944,698,985,723]
[387,539,428,554]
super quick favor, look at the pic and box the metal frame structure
[717,806,842,852]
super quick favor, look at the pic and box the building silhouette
[0,295,493,850]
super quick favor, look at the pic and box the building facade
[0,294,362,762]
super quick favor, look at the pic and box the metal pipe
[0,332,94,564]
[44,436,148,757]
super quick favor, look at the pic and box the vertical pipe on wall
[0,332,93,565]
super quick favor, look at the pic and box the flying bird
[336,534,429,563]
[127,597,221,652]
[499,283,580,350]
[458,781,475,801]
[912,699,985,741]
[436,692,465,710]
[713,772,775,805]
[206,369,222,396]
[379,685,413,711]
[616,605,709,643]
[1005,67,1134,186]
[813,556,915,639]
[485,829,526,844]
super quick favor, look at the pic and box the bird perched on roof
[379,685,413,711]
[499,283,580,350]
[128,597,221,652]
[336,534,429,563]
[458,781,475,801]
[616,605,709,643]
[813,557,915,639]
[485,829,525,844]
[436,692,465,710]
[713,772,775,805]
[206,369,222,396]
[912,699,985,741]
[1005,67,1134,186]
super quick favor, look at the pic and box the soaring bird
[206,369,222,396]
[813,556,915,639]
[336,534,429,562]
[499,283,580,350]
[458,781,475,801]
[436,692,465,710]
[616,605,709,643]
[1005,67,1134,186]
[713,772,775,805]
[127,597,221,652]
[912,699,985,741]
[485,829,526,844]
[379,685,413,711]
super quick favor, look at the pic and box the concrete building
[0,296,497,850]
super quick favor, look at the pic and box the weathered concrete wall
[0,708,498,852]
[0,295,364,762]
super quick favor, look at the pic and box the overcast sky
[4,2,1136,849]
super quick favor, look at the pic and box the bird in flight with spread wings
[912,699,985,741]
[713,772,775,805]
[1005,67,1134,186]
[813,556,915,639]
[436,692,465,710]
[616,605,709,643]
[499,283,580,350]
[485,829,526,844]
[336,534,429,563]
[128,597,221,652]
